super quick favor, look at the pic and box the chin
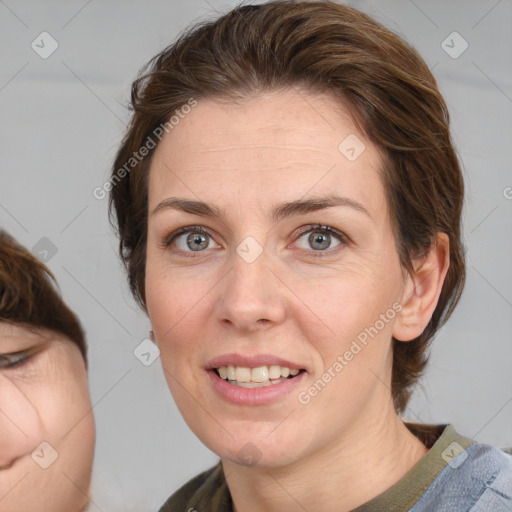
[197,422,306,469]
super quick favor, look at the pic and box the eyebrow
[151,195,372,222]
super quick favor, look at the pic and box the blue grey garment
[410,442,512,512]
[159,424,512,512]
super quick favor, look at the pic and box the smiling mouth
[214,364,306,388]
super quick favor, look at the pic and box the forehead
[0,322,43,340]
[148,88,385,215]
[0,322,67,347]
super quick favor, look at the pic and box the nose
[215,244,286,332]
[0,373,44,468]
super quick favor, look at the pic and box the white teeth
[235,366,251,383]
[268,365,281,379]
[236,380,273,388]
[251,366,269,382]
[215,364,302,386]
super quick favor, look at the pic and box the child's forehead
[0,322,60,343]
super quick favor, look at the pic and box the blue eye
[163,225,218,254]
[162,224,349,257]
[295,224,348,256]
[0,351,33,370]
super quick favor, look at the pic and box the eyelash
[161,224,349,258]
[0,351,33,370]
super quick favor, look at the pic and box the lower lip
[207,369,306,406]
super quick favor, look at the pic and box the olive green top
[159,423,474,512]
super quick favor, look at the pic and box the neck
[222,404,429,512]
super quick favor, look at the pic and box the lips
[205,353,307,405]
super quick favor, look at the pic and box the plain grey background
[1,0,511,510]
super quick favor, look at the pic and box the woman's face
[0,322,95,511]
[145,88,408,467]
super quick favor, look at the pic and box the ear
[393,233,450,342]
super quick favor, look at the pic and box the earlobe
[393,233,450,342]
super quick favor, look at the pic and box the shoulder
[412,434,512,512]
[468,442,512,506]
[158,461,230,512]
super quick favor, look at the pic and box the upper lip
[205,353,305,371]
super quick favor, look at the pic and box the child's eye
[0,351,33,370]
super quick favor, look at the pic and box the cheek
[297,267,396,334]
[41,359,95,494]
[34,348,93,440]
[145,272,206,382]
[292,263,401,383]
[145,252,211,339]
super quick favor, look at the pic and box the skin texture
[145,87,449,512]
[0,323,95,512]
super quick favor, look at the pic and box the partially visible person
[0,230,95,512]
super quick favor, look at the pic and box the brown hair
[0,230,87,364]
[108,0,465,413]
